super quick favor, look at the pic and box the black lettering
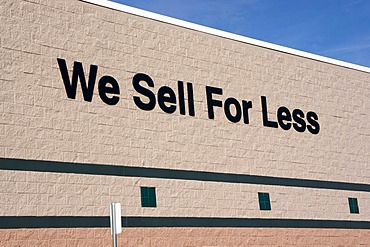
[292,109,306,132]
[242,100,252,124]
[187,82,195,117]
[206,86,222,119]
[158,86,176,114]
[224,98,242,123]
[277,106,292,130]
[57,58,97,102]
[261,96,278,128]
[178,81,185,115]
[98,76,120,105]
[307,111,320,134]
[132,73,156,111]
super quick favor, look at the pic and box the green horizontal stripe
[1,158,369,192]
[0,216,370,229]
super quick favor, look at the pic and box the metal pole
[110,202,121,247]
[112,232,117,247]
[111,203,117,247]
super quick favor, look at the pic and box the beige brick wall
[1,0,369,182]
[1,169,369,220]
[1,0,369,183]
[0,0,369,227]
[1,228,370,246]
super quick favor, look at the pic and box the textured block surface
[0,0,369,245]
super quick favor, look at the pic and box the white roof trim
[81,0,370,73]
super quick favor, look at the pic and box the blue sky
[110,0,370,67]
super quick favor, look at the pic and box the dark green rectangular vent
[348,198,359,214]
[141,187,157,207]
[258,192,271,211]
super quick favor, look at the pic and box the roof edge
[81,0,370,73]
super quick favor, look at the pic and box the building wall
[1,0,370,246]
[1,228,370,247]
